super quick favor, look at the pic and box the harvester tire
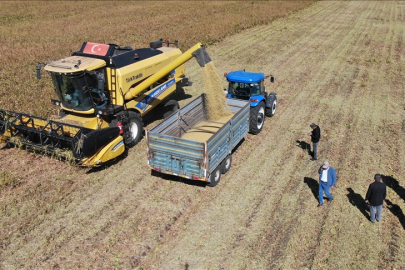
[208,166,222,187]
[265,94,277,117]
[221,154,232,174]
[249,102,265,134]
[124,111,144,147]
[163,100,179,119]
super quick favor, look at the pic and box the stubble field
[1,1,405,269]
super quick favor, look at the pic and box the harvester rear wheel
[249,102,265,134]
[124,111,144,147]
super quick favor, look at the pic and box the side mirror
[97,73,105,91]
[36,63,42,79]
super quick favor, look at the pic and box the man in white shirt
[318,161,337,207]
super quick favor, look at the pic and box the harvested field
[2,1,405,270]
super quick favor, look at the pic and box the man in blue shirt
[318,161,337,207]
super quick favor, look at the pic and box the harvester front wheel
[124,112,144,147]
[249,102,265,135]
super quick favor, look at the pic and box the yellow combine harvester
[0,40,211,166]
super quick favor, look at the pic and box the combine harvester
[0,40,211,166]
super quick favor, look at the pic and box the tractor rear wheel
[123,111,144,147]
[249,102,265,134]
[265,94,277,117]
[208,166,222,187]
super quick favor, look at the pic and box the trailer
[146,94,250,187]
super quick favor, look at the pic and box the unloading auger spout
[124,43,212,100]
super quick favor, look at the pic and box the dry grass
[4,1,405,270]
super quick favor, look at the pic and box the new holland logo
[136,79,176,112]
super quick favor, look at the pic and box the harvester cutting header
[0,39,212,166]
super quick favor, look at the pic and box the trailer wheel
[221,155,232,174]
[208,166,222,187]
[124,111,144,147]
[163,100,179,119]
[249,102,265,134]
[265,94,277,117]
[151,169,161,177]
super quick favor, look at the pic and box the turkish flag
[83,42,110,56]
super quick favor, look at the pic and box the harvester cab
[0,40,212,166]
[225,70,277,134]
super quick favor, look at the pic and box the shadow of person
[382,175,405,202]
[304,177,319,201]
[346,187,369,220]
[385,199,405,230]
[296,140,312,156]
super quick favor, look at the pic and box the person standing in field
[365,174,386,223]
[318,161,336,207]
[308,123,320,161]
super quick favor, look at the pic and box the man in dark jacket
[365,174,387,223]
[308,123,320,161]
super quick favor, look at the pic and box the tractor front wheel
[265,94,277,117]
[249,102,265,134]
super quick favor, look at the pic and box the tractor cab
[225,70,277,134]
[225,70,274,106]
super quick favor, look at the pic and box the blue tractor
[225,70,277,134]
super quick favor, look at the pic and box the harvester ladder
[110,68,117,104]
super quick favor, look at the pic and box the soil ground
[1,1,405,269]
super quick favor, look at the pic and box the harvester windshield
[50,69,107,111]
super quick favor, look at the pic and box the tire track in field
[221,4,360,266]
[372,3,405,268]
[141,2,376,268]
[303,2,392,267]
[308,2,405,268]
[3,137,203,269]
[161,6,356,268]
[244,2,381,268]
